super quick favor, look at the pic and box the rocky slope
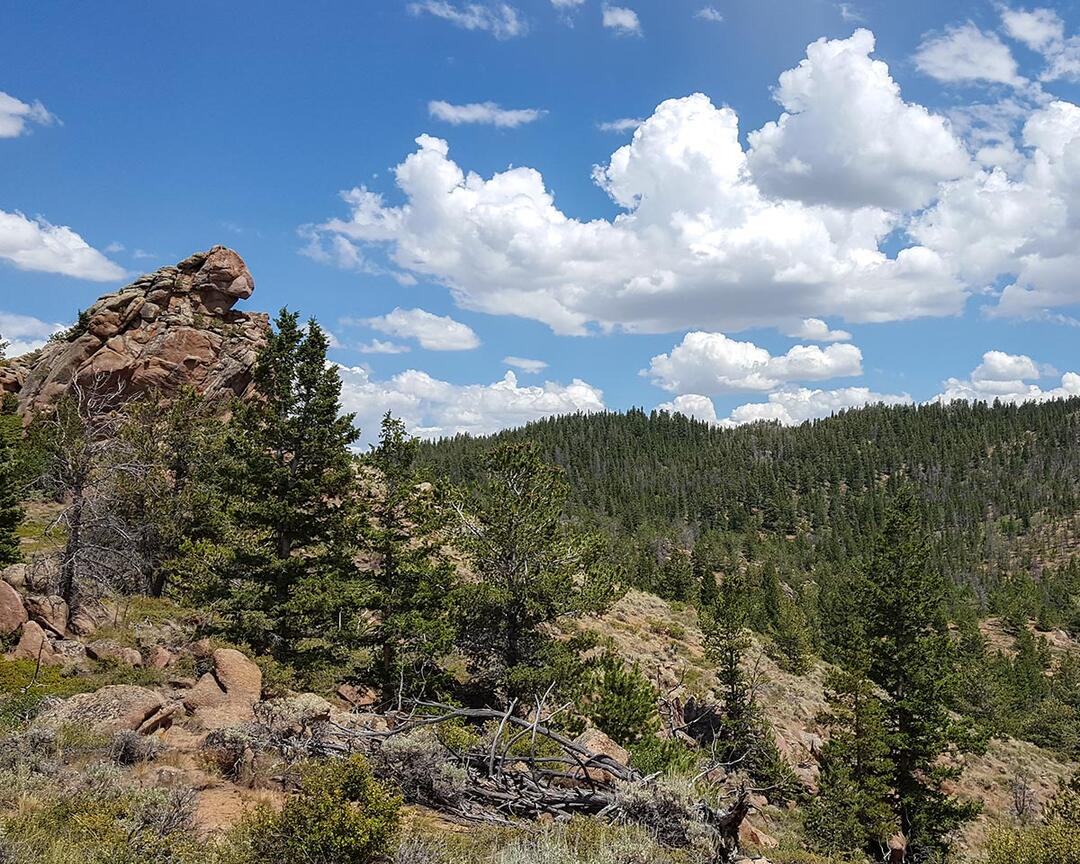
[1,246,268,416]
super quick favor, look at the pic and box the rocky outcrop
[6,247,268,416]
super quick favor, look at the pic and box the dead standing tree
[33,378,143,603]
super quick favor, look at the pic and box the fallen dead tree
[305,698,752,862]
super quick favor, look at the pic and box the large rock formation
[4,247,268,416]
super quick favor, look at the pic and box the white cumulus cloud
[932,350,1079,403]
[720,386,912,426]
[0,311,66,357]
[504,356,548,373]
[0,210,127,281]
[408,1,526,39]
[695,7,723,23]
[337,366,605,445]
[656,393,720,424]
[911,98,1080,318]
[785,317,852,342]
[365,307,480,351]
[602,5,641,36]
[646,331,863,393]
[0,90,57,138]
[358,339,411,354]
[428,100,545,127]
[658,387,911,427]
[999,7,1080,81]
[914,24,1023,86]
[748,29,970,210]
[308,36,969,337]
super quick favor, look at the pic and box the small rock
[138,701,183,734]
[10,620,59,664]
[572,728,630,783]
[337,683,379,707]
[212,648,261,700]
[150,646,175,669]
[182,672,227,713]
[52,639,88,663]
[25,594,69,636]
[41,685,165,735]
[1,564,27,591]
[86,639,143,667]
[739,821,779,850]
[69,600,111,637]
[0,580,28,637]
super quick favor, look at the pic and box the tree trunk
[60,483,84,604]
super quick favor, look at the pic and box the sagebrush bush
[982,782,1080,864]
[373,728,467,808]
[240,755,400,864]
[615,777,696,849]
[111,729,163,765]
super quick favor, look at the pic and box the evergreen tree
[111,387,227,596]
[189,310,364,676]
[453,441,620,698]
[804,668,897,855]
[701,574,793,792]
[0,408,22,567]
[366,413,456,692]
[772,594,813,674]
[580,652,659,747]
[861,487,980,856]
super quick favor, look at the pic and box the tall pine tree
[188,310,364,677]
[454,441,619,699]
[861,486,979,856]
[366,413,456,693]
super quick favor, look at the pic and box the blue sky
[3,1,1080,443]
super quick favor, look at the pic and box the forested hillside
[420,400,1080,615]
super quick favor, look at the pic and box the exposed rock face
[6,247,268,416]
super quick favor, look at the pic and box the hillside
[420,402,1080,610]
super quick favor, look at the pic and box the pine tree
[191,310,364,676]
[861,486,980,856]
[0,409,23,567]
[580,652,659,746]
[111,387,226,596]
[701,574,792,791]
[804,668,897,855]
[454,441,620,698]
[366,413,456,692]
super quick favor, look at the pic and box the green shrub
[580,652,659,747]
[982,782,1080,864]
[628,734,697,777]
[241,755,400,864]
